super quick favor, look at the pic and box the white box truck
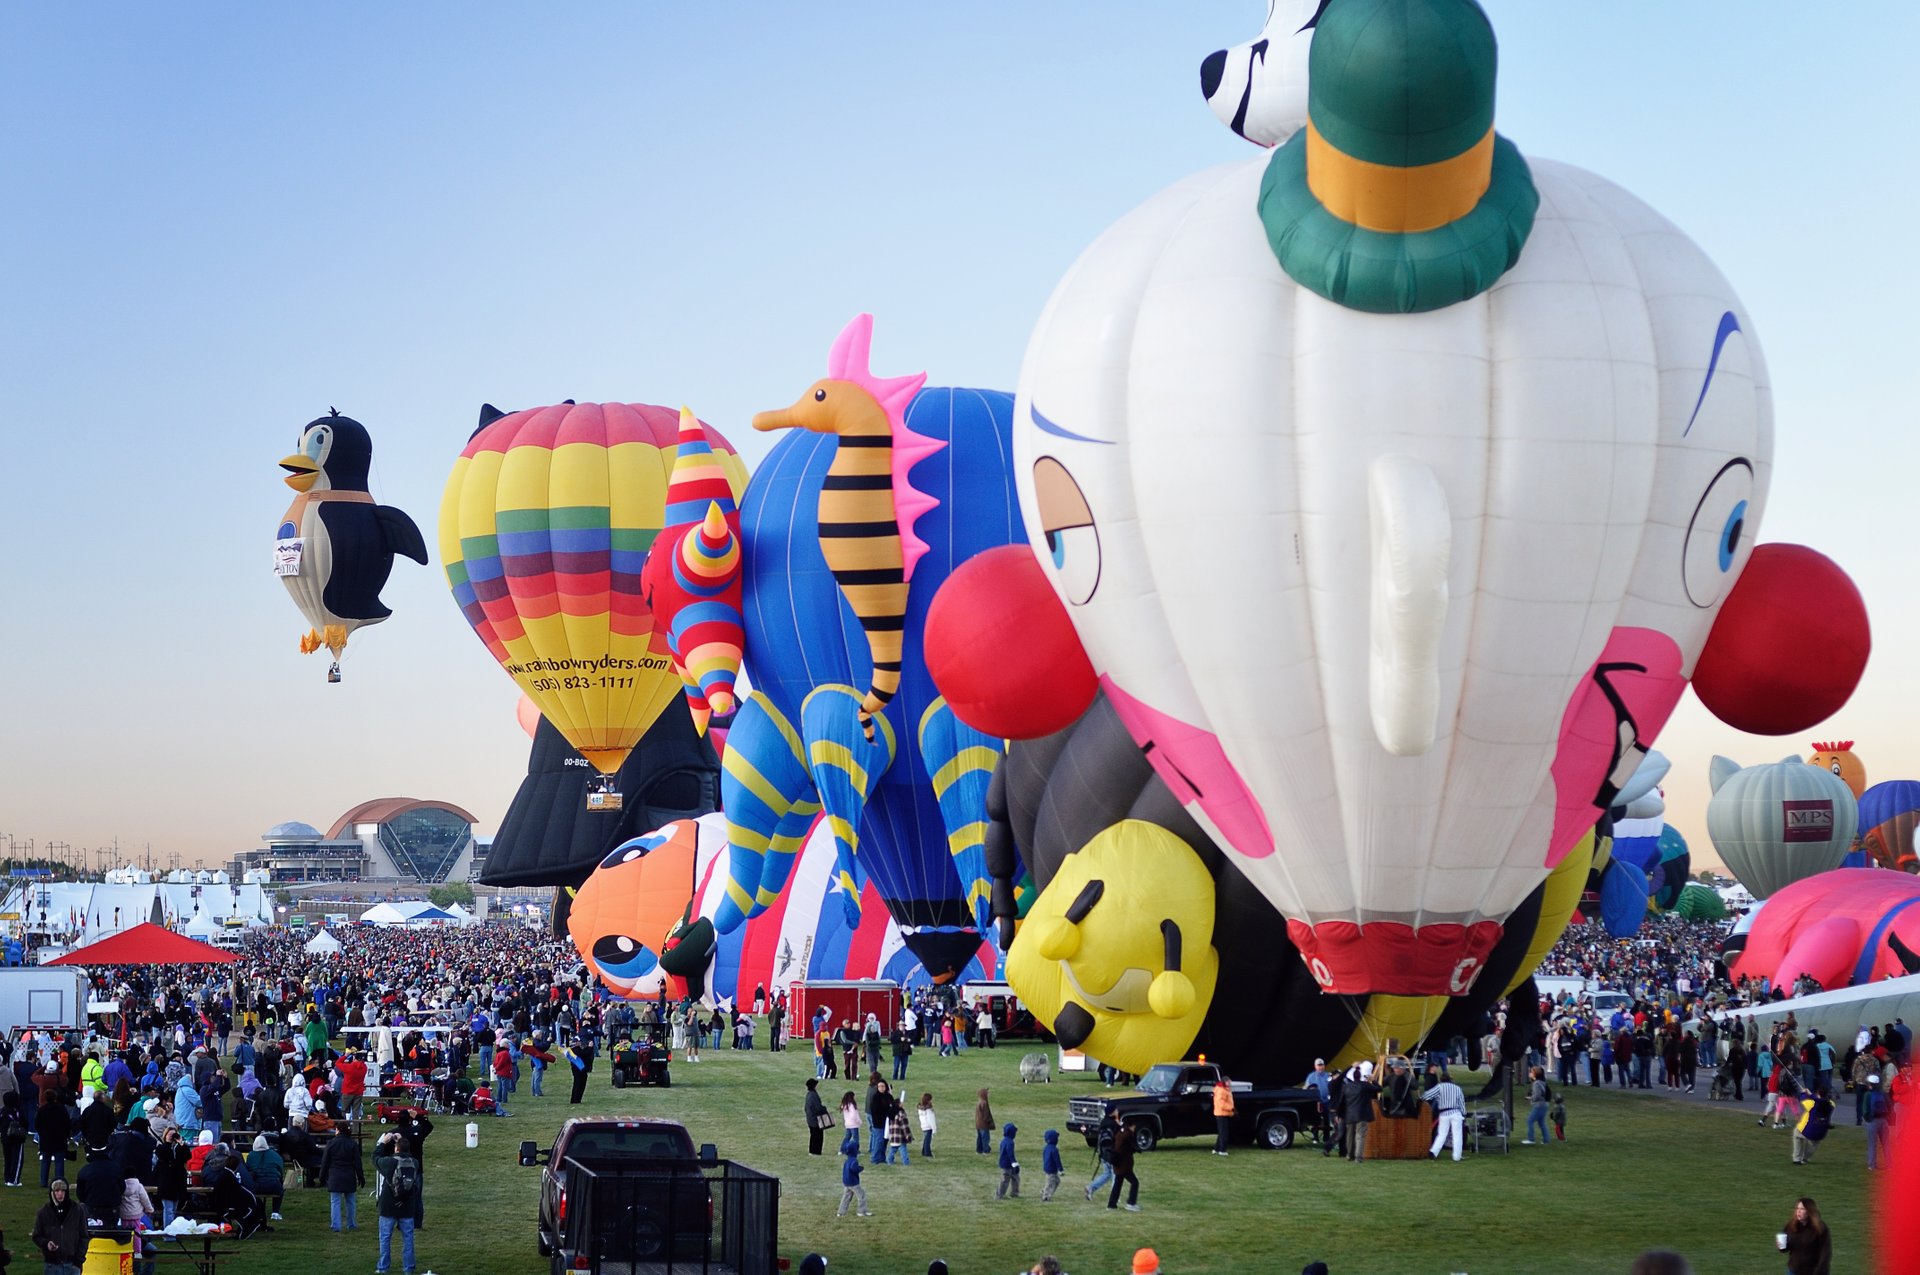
[0,968,90,1035]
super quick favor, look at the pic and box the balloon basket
[327,662,342,684]
[586,775,622,812]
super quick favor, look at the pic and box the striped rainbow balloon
[440,402,748,773]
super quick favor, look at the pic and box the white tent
[303,929,343,955]
[180,913,221,939]
[441,903,478,927]
[358,901,442,927]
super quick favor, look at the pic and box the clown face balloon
[1010,0,1802,997]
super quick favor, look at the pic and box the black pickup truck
[521,1117,713,1272]
[1065,1060,1320,1151]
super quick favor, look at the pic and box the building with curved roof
[327,798,482,883]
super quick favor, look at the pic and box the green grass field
[0,1033,1874,1275]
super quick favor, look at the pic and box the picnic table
[146,1230,242,1275]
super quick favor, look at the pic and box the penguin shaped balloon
[274,409,428,680]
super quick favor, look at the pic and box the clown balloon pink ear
[925,544,1097,740]
[1691,543,1870,735]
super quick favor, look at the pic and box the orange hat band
[1304,120,1495,234]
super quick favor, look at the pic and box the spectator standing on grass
[1863,1074,1890,1171]
[1211,1074,1237,1156]
[1301,1059,1332,1146]
[835,1139,870,1218]
[917,1092,937,1158]
[1423,1069,1465,1162]
[996,1122,1020,1199]
[804,1080,830,1157]
[1523,1066,1551,1146]
[890,1023,913,1081]
[1341,1062,1380,1163]
[565,1038,593,1105]
[837,1020,861,1082]
[152,1127,188,1226]
[31,1179,86,1275]
[321,1121,364,1230]
[865,1078,889,1164]
[840,1090,862,1148]
[1781,1196,1831,1275]
[974,1088,995,1154]
[1792,1088,1834,1165]
[35,1093,70,1188]
[1039,1128,1064,1201]
[1105,1119,1141,1212]
[1085,1110,1117,1202]
[885,1095,912,1165]
[373,1132,419,1275]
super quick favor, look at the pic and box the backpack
[390,1155,420,1205]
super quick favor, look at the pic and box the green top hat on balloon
[1257,0,1538,314]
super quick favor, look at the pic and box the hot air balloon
[1809,741,1867,799]
[482,711,719,892]
[1649,826,1693,912]
[568,820,714,1001]
[713,315,1024,984]
[274,410,428,680]
[439,402,748,806]
[1729,870,1920,991]
[1596,858,1652,939]
[570,813,995,1006]
[1708,757,1859,900]
[1673,883,1728,923]
[1858,781,1920,873]
[989,0,1866,997]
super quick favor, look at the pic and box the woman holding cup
[1779,1196,1831,1275]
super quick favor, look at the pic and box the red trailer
[789,979,901,1036]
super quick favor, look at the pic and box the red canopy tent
[46,922,238,966]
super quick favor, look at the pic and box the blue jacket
[998,1124,1018,1171]
[1041,1130,1062,1175]
[841,1154,863,1187]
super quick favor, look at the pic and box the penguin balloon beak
[279,454,319,492]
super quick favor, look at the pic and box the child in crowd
[1549,1093,1567,1142]
[836,1143,870,1218]
[917,1093,936,1159]
[996,1122,1020,1199]
[1040,1129,1064,1201]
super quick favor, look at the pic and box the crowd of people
[0,920,586,1275]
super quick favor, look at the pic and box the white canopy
[1721,974,1920,1047]
[180,913,221,937]
[302,929,343,955]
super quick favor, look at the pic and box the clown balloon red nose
[925,544,1097,740]
[1691,543,1871,736]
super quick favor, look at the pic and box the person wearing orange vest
[1211,1076,1237,1156]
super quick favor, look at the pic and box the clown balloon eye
[1680,458,1755,608]
[1032,456,1101,605]
[814,388,827,402]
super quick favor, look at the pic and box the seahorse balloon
[713,315,1023,983]
[752,314,942,740]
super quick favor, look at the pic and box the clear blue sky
[2,2,1914,869]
